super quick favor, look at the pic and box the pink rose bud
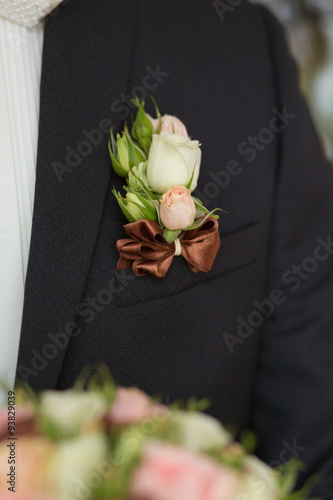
[130,441,239,500]
[160,186,196,230]
[148,114,190,138]
[106,387,167,425]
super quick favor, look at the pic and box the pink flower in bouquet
[130,441,239,500]
[160,186,196,230]
[0,405,35,439]
[107,387,167,425]
[0,408,8,437]
[0,436,53,494]
[0,493,53,500]
[148,114,189,138]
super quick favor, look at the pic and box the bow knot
[116,217,220,278]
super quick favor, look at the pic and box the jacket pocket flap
[115,221,264,308]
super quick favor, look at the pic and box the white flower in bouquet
[40,390,107,435]
[147,132,201,194]
[171,410,231,452]
[238,454,279,500]
[6,364,310,500]
[51,433,108,497]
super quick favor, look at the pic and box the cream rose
[39,390,107,435]
[147,132,201,194]
[239,455,278,500]
[159,186,196,230]
[171,410,231,452]
[51,433,108,497]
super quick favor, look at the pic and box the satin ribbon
[116,217,220,278]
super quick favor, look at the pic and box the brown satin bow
[116,217,221,278]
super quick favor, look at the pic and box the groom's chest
[21,0,277,416]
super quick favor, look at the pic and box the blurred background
[251,0,333,160]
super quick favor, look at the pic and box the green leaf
[128,171,158,200]
[118,198,141,223]
[193,198,228,217]
[150,95,162,134]
[87,363,116,406]
[185,164,197,190]
[240,430,257,454]
[186,397,211,412]
[110,127,118,153]
[130,192,158,221]
[131,97,142,109]
[280,475,320,500]
[184,208,223,231]
[125,195,157,222]
[72,365,94,392]
[14,379,40,410]
[153,199,162,226]
[163,228,182,243]
[195,206,206,219]
[38,417,65,441]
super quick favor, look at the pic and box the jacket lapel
[16,0,138,389]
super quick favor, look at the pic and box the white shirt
[0,17,44,404]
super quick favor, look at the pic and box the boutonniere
[109,98,223,278]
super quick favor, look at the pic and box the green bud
[125,192,157,222]
[124,125,146,168]
[112,189,138,223]
[112,186,158,224]
[117,133,130,171]
[132,99,154,154]
[128,161,149,192]
[109,126,146,178]
[109,132,128,177]
[125,193,144,220]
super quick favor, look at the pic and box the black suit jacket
[16,0,333,496]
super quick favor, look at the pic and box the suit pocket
[115,221,264,308]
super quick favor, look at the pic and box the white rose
[238,455,279,500]
[147,132,201,194]
[51,433,108,496]
[171,410,231,452]
[40,390,107,435]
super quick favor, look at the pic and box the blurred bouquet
[0,368,313,500]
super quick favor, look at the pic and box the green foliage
[108,125,146,178]
[240,430,257,454]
